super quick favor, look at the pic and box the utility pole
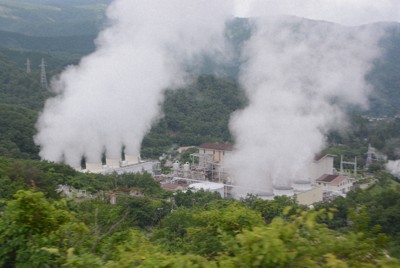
[25,58,31,74]
[39,58,48,88]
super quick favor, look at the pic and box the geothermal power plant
[34,1,399,204]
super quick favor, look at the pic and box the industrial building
[74,142,353,205]
[168,144,357,205]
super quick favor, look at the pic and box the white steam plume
[226,3,396,194]
[387,160,400,178]
[35,0,233,167]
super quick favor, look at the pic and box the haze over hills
[0,0,110,36]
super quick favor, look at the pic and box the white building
[316,174,354,194]
[308,154,336,182]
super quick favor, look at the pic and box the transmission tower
[25,58,31,74]
[39,58,48,88]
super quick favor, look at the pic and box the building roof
[177,146,196,153]
[199,143,233,151]
[316,174,348,186]
[161,183,185,191]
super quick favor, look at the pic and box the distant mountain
[0,0,110,36]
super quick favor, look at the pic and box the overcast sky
[234,0,400,25]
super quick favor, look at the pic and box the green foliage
[242,194,301,223]
[154,201,264,256]
[174,189,222,208]
[218,210,397,267]
[0,190,88,267]
[0,54,52,159]
[317,172,400,257]
[0,157,69,199]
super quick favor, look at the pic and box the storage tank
[273,185,294,197]
[172,161,180,175]
[183,162,190,178]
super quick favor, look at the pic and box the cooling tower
[292,180,312,192]
[123,154,141,166]
[106,158,121,168]
[85,162,104,173]
[273,185,294,197]
[255,191,274,200]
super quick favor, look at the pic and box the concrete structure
[316,174,354,194]
[296,187,323,206]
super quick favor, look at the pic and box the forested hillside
[0,54,49,159]
[368,23,400,116]
[142,76,247,158]
[0,30,96,57]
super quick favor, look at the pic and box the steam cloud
[35,0,233,167]
[226,2,398,194]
